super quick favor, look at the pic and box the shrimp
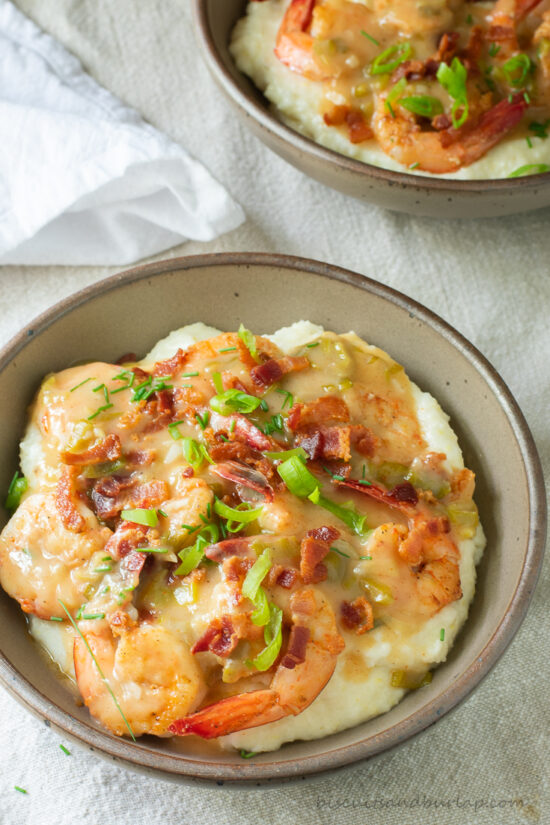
[74,621,206,737]
[0,493,111,619]
[169,587,345,739]
[398,514,462,612]
[275,0,328,81]
[372,92,527,173]
[489,0,544,54]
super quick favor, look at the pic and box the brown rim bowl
[0,253,546,784]
[192,0,550,219]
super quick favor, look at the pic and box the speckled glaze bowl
[192,0,550,219]
[0,254,545,784]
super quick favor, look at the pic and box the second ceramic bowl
[192,0,550,219]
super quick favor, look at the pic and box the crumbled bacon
[62,433,122,466]
[211,460,274,501]
[105,522,148,560]
[205,537,253,562]
[125,449,155,467]
[349,424,377,458]
[56,467,86,532]
[115,352,138,365]
[90,478,168,521]
[250,356,309,388]
[280,625,310,669]
[295,425,351,462]
[300,525,340,584]
[345,109,373,144]
[340,597,374,635]
[142,388,175,433]
[191,616,240,658]
[267,564,299,590]
[153,348,187,377]
[287,396,350,430]
[208,411,277,452]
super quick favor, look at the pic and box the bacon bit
[323,104,348,126]
[300,525,340,584]
[62,433,122,466]
[336,477,418,512]
[464,25,484,66]
[56,467,86,532]
[125,449,155,467]
[90,478,168,521]
[105,522,148,560]
[345,109,374,144]
[131,366,150,383]
[391,58,426,83]
[268,564,299,589]
[191,616,240,658]
[209,411,277,452]
[435,31,460,63]
[250,355,309,388]
[296,425,351,462]
[340,597,374,635]
[212,460,274,501]
[349,424,377,458]
[142,389,174,433]
[116,352,138,365]
[110,609,138,633]
[182,466,194,478]
[432,113,453,131]
[153,348,187,377]
[205,537,253,562]
[222,556,254,591]
[280,625,310,669]
[288,396,350,430]
[221,372,251,394]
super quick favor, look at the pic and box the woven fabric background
[0,2,548,823]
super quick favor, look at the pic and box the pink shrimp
[372,92,527,174]
[169,587,345,739]
[275,0,328,81]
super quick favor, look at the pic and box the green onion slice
[436,58,469,128]
[385,77,406,116]
[508,163,550,177]
[253,603,283,671]
[238,323,259,362]
[120,508,159,527]
[182,437,203,469]
[502,53,532,87]
[5,472,27,510]
[250,586,270,626]
[210,389,261,415]
[400,95,443,118]
[212,371,224,394]
[277,455,319,498]
[371,42,412,75]
[242,549,272,602]
[214,499,263,524]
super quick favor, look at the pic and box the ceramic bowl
[0,253,545,784]
[192,0,550,219]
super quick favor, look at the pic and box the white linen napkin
[0,0,245,266]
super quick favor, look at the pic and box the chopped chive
[102,556,112,561]
[275,388,293,410]
[182,372,199,378]
[168,420,184,441]
[218,346,237,353]
[135,546,170,554]
[359,555,372,560]
[182,523,200,533]
[87,403,113,420]
[58,600,136,741]
[466,12,472,23]
[409,161,420,170]
[92,383,110,404]
[50,616,63,622]
[259,399,269,411]
[361,29,380,46]
[526,136,533,148]
[81,612,106,620]
[70,377,93,392]
[14,787,27,794]
[195,411,209,430]
[239,749,256,759]
[93,565,112,573]
[509,163,550,177]
[358,479,372,486]
[440,628,445,641]
[59,744,71,756]
[207,502,212,519]
[488,43,500,57]
[158,509,168,518]
[306,341,320,348]
[229,419,236,433]
[219,434,229,442]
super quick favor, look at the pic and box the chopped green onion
[253,603,283,671]
[218,346,237,353]
[400,95,443,118]
[263,413,284,435]
[135,546,170,554]
[529,119,550,139]
[242,549,272,601]
[277,456,319,498]
[488,43,500,57]
[526,136,533,148]
[168,420,184,440]
[440,628,445,641]
[409,161,420,169]
[93,383,110,404]
[199,444,215,465]
[174,523,219,576]
[229,419,236,433]
[158,509,168,518]
[330,546,351,558]
[81,612,106,620]
[310,490,368,536]
[466,12,472,23]
[214,499,263,524]
[120,507,159,527]
[14,787,27,794]
[371,42,412,75]
[259,398,269,411]
[5,472,27,510]
[359,555,372,560]
[385,77,406,117]
[59,744,71,756]
[275,388,293,410]
[238,324,259,361]
[265,447,308,461]
[437,58,469,128]
[210,389,261,415]
[502,53,532,87]
[183,371,199,378]
[361,30,380,46]
[58,599,136,741]
[195,411,210,430]
[306,341,320,348]
[50,616,63,622]
[212,372,224,394]
[239,750,256,759]
[182,437,203,469]
[94,564,112,573]
[132,377,172,403]
[509,163,550,177]
[70,376,93,392]
[250,586,270,626]
[87,403,113,421]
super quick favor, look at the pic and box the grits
[231,0,550,179]
[2,321,485,752]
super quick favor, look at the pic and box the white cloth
[0,1,244,265]
[0,2,549,824]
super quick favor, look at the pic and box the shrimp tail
[169,689,284,739]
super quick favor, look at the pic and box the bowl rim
[0,252,546,783]
[191,0,550,193]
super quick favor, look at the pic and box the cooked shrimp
[0,493,111,619]
[74,621,206,736]
[373,0,456,36]
[372,92,527,173]
[398,514,462,612]
[489,0,544,54]
[275,0,329,80]
[170,587,345,739]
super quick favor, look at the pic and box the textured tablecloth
[0,2,548,824]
